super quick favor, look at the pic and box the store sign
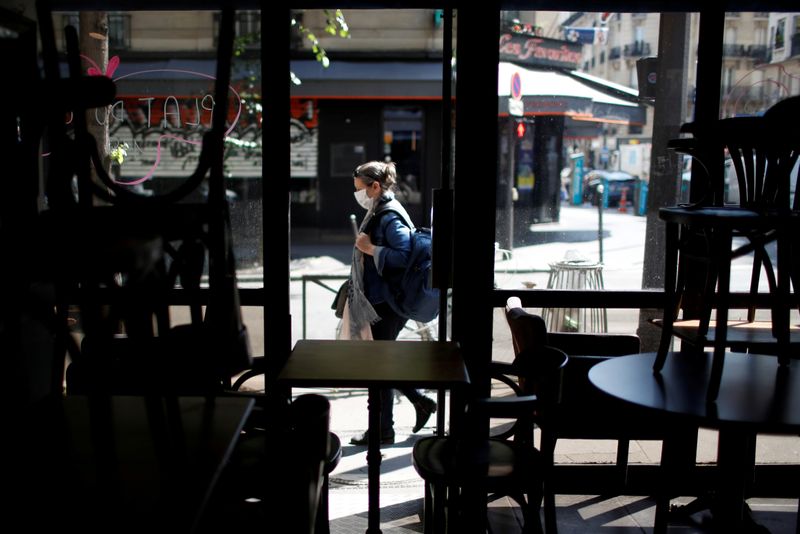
[498,33,583,70]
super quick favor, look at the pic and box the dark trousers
[370,301,425,433]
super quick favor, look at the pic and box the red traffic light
[516,121,526,138]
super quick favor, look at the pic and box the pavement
[238,203,800,532]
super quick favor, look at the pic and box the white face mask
[354,188,373,210]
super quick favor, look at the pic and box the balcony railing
[623,41,651,58]
[722,44,770,63]
[609,46,621,60]
[750,44,770,64]
[723,44,750,58]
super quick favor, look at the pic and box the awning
[60,59,255,96]
[290,59,442,99]
[498,61,646,125]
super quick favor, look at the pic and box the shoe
[350,430,395,446]
[412,396,437,433]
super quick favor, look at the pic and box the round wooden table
[589,351,800,531]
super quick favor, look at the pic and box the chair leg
[429,482,447,534]
[655,222,680,371]
[776,229,791,366]
[454,486,485,534]
[615,439,630,488]
[521,489,545,534]
[796,496,800,534]
[540,430,558,534]
[707,230,733,402]
[747,247,765,323]
[315,472,331,534]
[422,482,432,534]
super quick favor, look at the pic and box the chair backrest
[671,95,800,211]
[37,6,250,395]
[482,343,568,446]
[763,95,800,212]
[504,297,641,418]
[504,296,548,358]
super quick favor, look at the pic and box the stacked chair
[37,6,250,397]
[33,4,338,532]
[656,96,800,382]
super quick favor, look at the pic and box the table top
[588,352,800,433]
[6,395,254,533]
[279,339,470,389]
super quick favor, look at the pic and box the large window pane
[289,9,444,344]
[52,10,263,284]
[494,11,696,313]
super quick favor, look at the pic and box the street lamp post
[597,183,604,263]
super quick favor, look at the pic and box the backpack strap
[372,198,415,231]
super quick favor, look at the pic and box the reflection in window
[383,106,424,206]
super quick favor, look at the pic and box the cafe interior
[1,0,800,532]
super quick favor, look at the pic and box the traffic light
[516,121,526,138]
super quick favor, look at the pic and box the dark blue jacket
[362,193,412,305]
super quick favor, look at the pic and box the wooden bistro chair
[228,371,343,534]
[412,343,568,534]
[504,297,670,534]
[655,96,800,397]
[200,392,334,534]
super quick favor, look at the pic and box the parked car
[583,170,637,207]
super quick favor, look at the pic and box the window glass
[494,10,800,338]
[52,10,263,284]
[289,9,443,344]
[49,9,264,350]
[494,11,696,310]
[722,12,800,118]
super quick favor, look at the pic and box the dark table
[5,395,254,533]
[278,339,470,534]
[589,351,800,531]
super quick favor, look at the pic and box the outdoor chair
[412,344,568,534]
[655,96,800,378]
[504,297,669,533]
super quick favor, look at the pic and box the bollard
[618,187,628,213]
[597,184,604,264]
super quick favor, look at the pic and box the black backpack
[372,203,440,323]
